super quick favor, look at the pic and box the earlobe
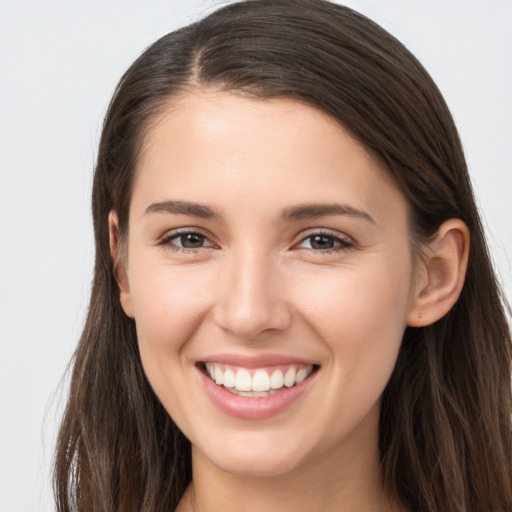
[407,219,469,327]
[108,211,134,318]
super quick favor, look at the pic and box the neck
[177,412,399,512]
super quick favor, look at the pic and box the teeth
[227,389,277,397]
[223,369,235,388]
[234,369,252,391]
[252,370,270,392]
[283,367,296,387]
[270,369,284,389]
[214,366,224,385]
[204,363,314,393]
[295,367,309,384]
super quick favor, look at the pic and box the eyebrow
[145,200,374,224]
[145,200,221,219]
[282,203,375,223]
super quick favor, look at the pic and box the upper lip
[200,353,319,368]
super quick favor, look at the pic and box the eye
[297,232,353,252]
[160,231,215,251]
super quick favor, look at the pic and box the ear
[108,211,134,318]
[407,219,469,327]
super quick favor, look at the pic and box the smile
[204,362,315,397]
[198,360,319,419]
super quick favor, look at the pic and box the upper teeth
[205,363,313,392]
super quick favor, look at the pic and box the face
[116,91,421,478]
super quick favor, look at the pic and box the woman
[53,0,512,510]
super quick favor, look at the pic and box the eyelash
[159,230,215,253]
[296,230,354,254]
[158,229,354,255]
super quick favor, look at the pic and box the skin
[110,90,469,512]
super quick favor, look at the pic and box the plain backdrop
[0,1,510,510]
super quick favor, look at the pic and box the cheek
[293,256,413,390]
[127,265,219,433]
[296,265,411,339]
[131,261,210,330]
[128,263,215,381]
[290,264,411,441]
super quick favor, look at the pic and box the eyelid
[159,228,217,250]
[157,227,354,253]
[293,229,354,252]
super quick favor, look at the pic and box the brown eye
[298,233,353,252]
[161,231,215,250]
[309,235,335,250]
[177,233,206,248]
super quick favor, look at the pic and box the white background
[0,1,510,510]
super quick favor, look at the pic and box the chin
[210,450,304,478]
[193,430,311,478]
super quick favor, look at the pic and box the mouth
[198,361,320,398]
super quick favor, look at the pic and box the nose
[213,247,292,340]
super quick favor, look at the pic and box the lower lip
[198,367,317,420]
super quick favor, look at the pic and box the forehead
[132,90,407,227]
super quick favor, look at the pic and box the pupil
[181,233,203,248]
[311,235,334,250]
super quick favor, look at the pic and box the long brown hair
[54,1,512,510]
